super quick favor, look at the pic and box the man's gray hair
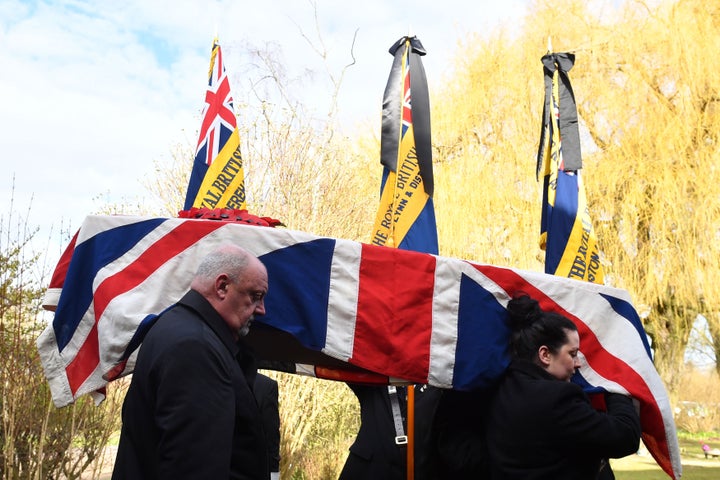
[195,245,251,283]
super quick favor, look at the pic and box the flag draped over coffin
[370,36,437,253]
[37,214,679,478]
[537,52,603,284]
[183,38,247,211]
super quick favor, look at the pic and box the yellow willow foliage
[425,0,720,380]
[265,371,359,478]
[580,0,720,378]
[573,0,720,303]
[431,26,543,269]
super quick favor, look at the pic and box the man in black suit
[339,384,442,480]
[113,244,270,479]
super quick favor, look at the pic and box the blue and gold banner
[183,38,246,211]
[537,53,604,284]
[370,36,437,255]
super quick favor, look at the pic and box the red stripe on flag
[206,132,215,166]
[65,220,229,394]
[475,264,674,478]
[197,78,232,153]
[352,244,435,383]
[48,230,78,291]
[314,366,390,385]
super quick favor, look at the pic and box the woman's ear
[537,345,552,367]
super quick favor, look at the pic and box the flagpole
[396,36,417,479]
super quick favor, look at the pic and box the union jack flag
[39,214,679,479]
[196,41,235,164]
[400,52,412,138]
[184,38,246,211]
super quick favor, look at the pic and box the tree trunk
[644,300,696,391]
[705,312,720,377]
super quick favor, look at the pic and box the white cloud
[0,0,528,259]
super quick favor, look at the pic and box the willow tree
[430,2,622,268]
[430,0,720,387]
[566,0,720,385]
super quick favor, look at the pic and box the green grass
[611,432,720,479]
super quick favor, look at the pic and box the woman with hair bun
[485,294,641,480]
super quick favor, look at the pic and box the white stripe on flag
[428,255,460,387]
[577,352,628,395]
[50,215,180,370]
[36,327,73,407]
[219,222,326,257]
[428,261,515,387]
[459,262,512,308]
[324,239,362,362]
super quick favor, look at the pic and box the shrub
[268,372,359,479]
[0,207,122,479]
[673,366,720,435]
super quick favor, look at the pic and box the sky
[0,0,529,264]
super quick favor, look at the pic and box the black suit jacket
[254,373,280,474]
[485,359,640,480]
[113,290,269,480]
[431,387,491,478]
[339,384,442,480]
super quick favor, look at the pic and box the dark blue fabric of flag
[53,218,167,350]
[541,170,579,273]
[183,123,234,210]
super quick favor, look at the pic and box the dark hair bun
[506,294,542,332]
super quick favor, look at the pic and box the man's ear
[538,345,551,366]
[215,274,230,299]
